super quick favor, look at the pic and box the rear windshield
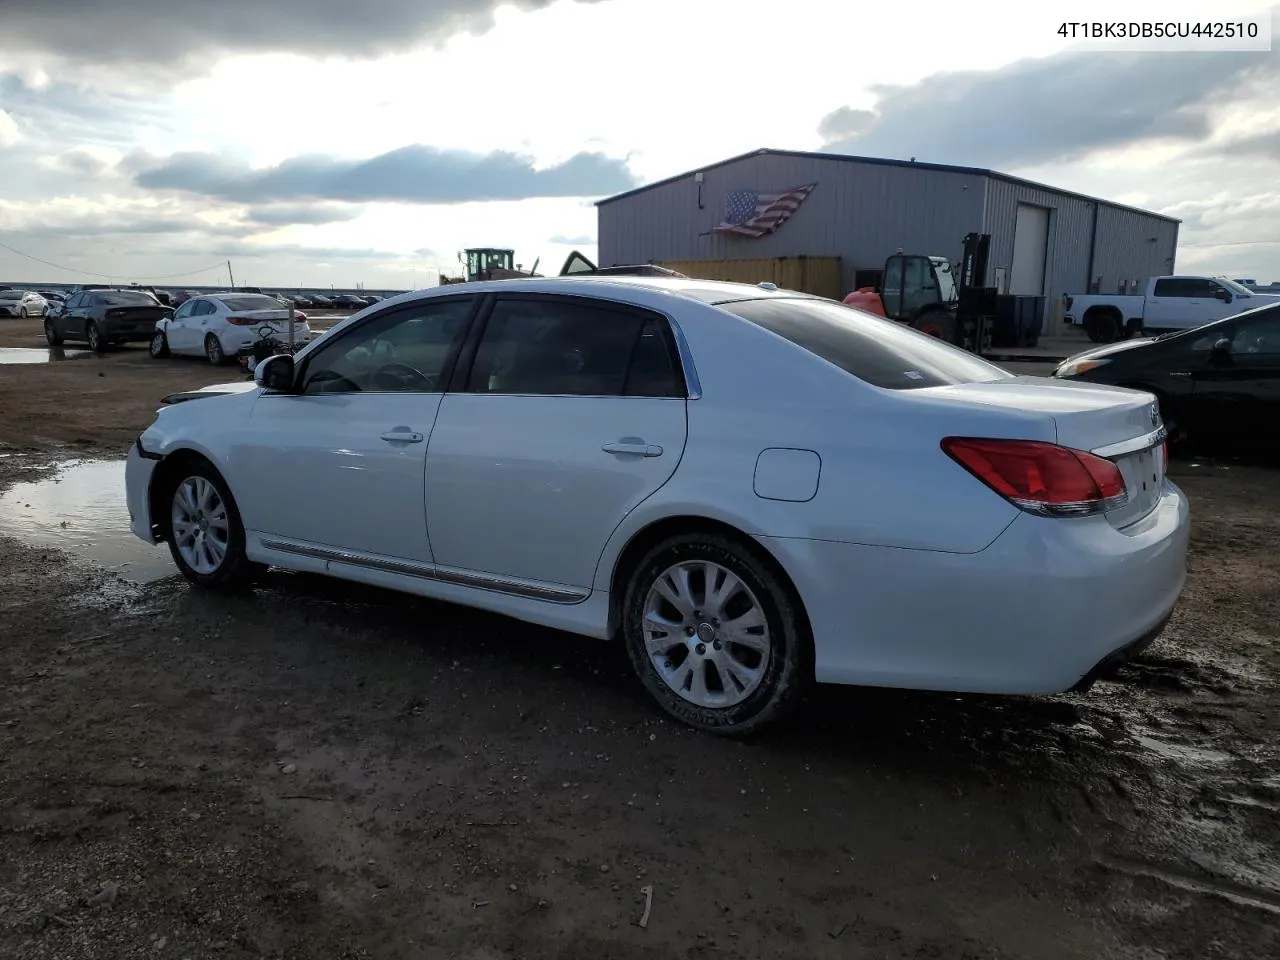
[96,291,158,306]
[217,295,285,312]
[719,297,1014,390]
[0,290,22,300]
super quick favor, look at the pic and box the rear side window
[466,298,684,397]
[720,298,1013,390]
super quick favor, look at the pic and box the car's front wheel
[622,533,811,736]
[150,331,170,359]
[163,461,255,588]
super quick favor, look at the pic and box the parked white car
[125,277,1189,734]
[1063,275,1280,343]
[149,292,312,365]
[0,288,49,318]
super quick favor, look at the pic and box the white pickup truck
[1062,275,1280,343]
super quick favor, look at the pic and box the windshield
[1216,277,1255,296]
[218,295,287,312]
[719,297,1013,390]
[97,291,158,306]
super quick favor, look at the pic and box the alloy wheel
[171,476,230,575]
[641,560,772,708]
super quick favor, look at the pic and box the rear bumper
[759,482,1190,695]
[103,320,162,342]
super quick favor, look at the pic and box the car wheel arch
[146,447,233,542]
[603,514,813,649]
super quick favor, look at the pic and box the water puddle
[0,347,95,364]
[0,459,176,583]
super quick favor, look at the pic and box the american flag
[712,183,817,238]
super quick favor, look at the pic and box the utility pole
[227,261,235,289]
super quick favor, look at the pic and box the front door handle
[602,440,663,457]
[380,430,424,443]
[1168,372,1191,378]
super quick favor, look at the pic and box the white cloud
[1,0,1278,285]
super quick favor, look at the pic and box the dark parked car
[46,289,172,353]
[309,293,334,308]
[1053,303,1280,457]
[0,289,49,318]
[331,294,365,309]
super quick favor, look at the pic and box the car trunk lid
[921,377,1166,527]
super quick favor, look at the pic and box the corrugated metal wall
[598,153,986,295]
[981,178,1095,299]
[658,256,843,299]
[1091,205,1179,294]
[598,152,1181,315]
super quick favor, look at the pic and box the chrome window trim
[259,538,589,604]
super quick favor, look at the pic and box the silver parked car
[0,289,48,318]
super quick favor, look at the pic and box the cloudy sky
[1,0,1277,289]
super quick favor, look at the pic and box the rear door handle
[602,440,663,457]
[380,430,424,443]
[1169,372,1191,377]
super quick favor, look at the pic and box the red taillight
[941,437,1128,517]
[226,316,256,326]
[1160,441,1168,471]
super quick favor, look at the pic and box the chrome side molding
[259,538,589,604]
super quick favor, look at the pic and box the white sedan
[125,277,1189,735]
[149,292,312,365]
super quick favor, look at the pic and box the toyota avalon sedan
[125,277,1189,735]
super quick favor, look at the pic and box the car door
[1200,279,1240,323]
[57,293,83,337]
[165,299,198,352]
[1188,312,1280,455]
[1145,278,1197,328]
[232,295,477,562]
[422,294,690,592]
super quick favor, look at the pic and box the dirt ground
[1,316,1278,959]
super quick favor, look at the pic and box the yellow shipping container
[656,256,843,300]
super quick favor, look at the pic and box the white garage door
[1010,204,1050,296]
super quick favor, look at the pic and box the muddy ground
[1,316,1278,959]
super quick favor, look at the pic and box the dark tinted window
[0,290,22,300]
[1152,278,1190,297]
[721,297,1013,390]
[1191,312,1280,357]
[94,290,157,307]
[217,295,285,312]
[467,298,678,397]
[302,297,473,394]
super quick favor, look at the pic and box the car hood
[1059,336,1160,367]
[161,380,259,405]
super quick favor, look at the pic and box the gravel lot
[1,317,1278,959]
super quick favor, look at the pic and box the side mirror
[255,354,296,391]
[1212,336,1232,354]
[1216,288,1232,302]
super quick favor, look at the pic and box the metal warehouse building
[596,148,1180,323]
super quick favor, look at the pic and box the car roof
[412,275,825,307]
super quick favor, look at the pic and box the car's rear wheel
[86,321,106,354]
[205,333,226,365]
[150,331,170,359]
[163,461,255,588]
[44,320,63,346]
[622,533,811,736]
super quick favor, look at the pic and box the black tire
[161,459,256,589]
[150,331,170,359]
[205,334,226,365]
[1124,318,1143,340]
[1084,309,1120,344]
[911,309,957,344]
[44,320,63,346]
[621,533,812,737]
[86,321,106,354]
[18,306,28,319]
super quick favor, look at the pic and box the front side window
[1191,312,1280,356]
[721,297,1013,390]
[465,297,680,397]
[173,300,195,319]
[300,296,474,394]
